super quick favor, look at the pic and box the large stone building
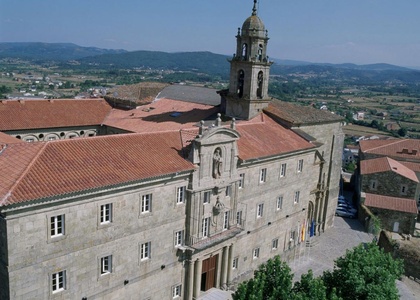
[358,139,420,234]
[0,2,343,299]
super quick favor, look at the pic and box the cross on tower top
[252,0,258,16]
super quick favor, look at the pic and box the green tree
[292,270,334,300]
[398,127,407,137]
[322,242,403,300]
[232,255,293,300]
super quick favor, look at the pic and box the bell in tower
[221,0,273,120]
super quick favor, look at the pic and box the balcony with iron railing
[187,219,245,251]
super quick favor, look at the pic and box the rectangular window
[225,185,231,197]
[290,230,296,241]
[294,191,300,204]
[297,159,304,173]
[141,194,152,213]
[52,270,66,293]
[272,238,279,250]
[172,284,182,298]
[260,168,267,183]
[280,163,287,177]
[203,191,211,204]
[101,255,112,275]
[370,180,377,190]
[140,242,151,260]
[277,196,283,210]
[239,173,245,188]
[176,186,186,204]
[253,247,260,259]
[223,211,229,230]
[175,230,184,247]
[100,203,112,224]
[257,203,264,218]
[236,210,243,226]
[51,215,64,237]
[400,185,408,195]
[202,217,210,237]
[232,257,239,269]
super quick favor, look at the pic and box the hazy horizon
[2,0,419,68]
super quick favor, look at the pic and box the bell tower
[223,0,273,120]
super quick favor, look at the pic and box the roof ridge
[0,142,48,206]
[365,139,406,152]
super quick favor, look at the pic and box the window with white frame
[52,270,66,293]
[297,159,304,173]
[257,203,264,218]
[225,185,232,197]
[203,191,211,204]
[223,211,229,230]
[141,194,152,213]
[277,196,283,210]
[176,186,186,204]
[280,163,287,177]
[202,217,210,237]
[239,173,245,188]
[140,242,151,260]
[253,247,260,259]
[232,257,239,269]
[172,284,182,298]
[400,184,408,195]
[236,210,243,226]
[260,168,267,183]
[100,255,112,275]
[294,191,300,204]
[100,203,112,224]
[272,238,279,250]
[50,215,65,238]
[175,230,184,247]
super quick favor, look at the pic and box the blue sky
[1,0,420,67]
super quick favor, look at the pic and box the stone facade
[361,171,418,200]
[0,2,344,300]
[2,175,190,299]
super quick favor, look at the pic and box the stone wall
[0,215,9,300]
[4,175,189,299]
[361,172,417,199]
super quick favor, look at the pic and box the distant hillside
[79,50,230,77]
[270,64,420,84]
[0,42,127,61]
[1,42,420,84]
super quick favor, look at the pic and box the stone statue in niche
[213,148,223,179]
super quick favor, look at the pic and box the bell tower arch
[223,0,273,120]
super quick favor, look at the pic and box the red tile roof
[360,157,419,182]
[0,132,194,206]
[400,161,420,173]
[104,98,219,133]
[364,193,418,214]
[264,100,343,126]
[360,139,420,161]
[0,132,22,144]
[236,114,315,161]
[0,99,112,131]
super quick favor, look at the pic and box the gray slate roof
[158,84,221,106]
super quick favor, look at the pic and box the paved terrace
[199,217,419,300]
